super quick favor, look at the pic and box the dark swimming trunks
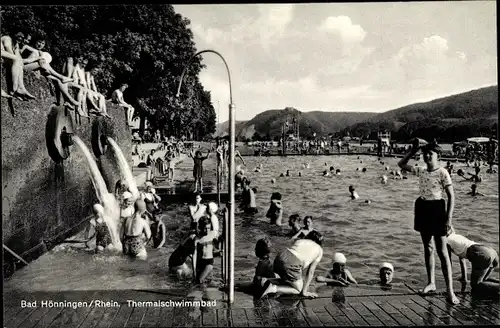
[122,234,144,256]
[273,249,303,283]
[414,197,448,236]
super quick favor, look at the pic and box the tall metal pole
[176,49,235,304]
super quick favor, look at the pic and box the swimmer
[149,210,166,249]
[271,178,276,184]
[88,204,113,253]
[291,216,314,240]
[189,193,207,231]
[286,170,290,177]
[379,262,394,286]
[122,199,151,260]
[349,186,359,200]
[240,179,258,214]
[381,175,388,184]
[335,169,341,175]
[266,192,283,225]
[288,214,302,236]
[323,170,330,176]
[385,166,389,171]
[254,163,262,173]
[298,172,302,177]
[252,238,279,289]
[329,166,334,173]
[356,167,360,171]
[467,184,485,197]
[279,173,285,177]
[168,231,196,279]
[447,229,499,298]
[316,253,357,286]
[362,168,367,173]
[468,167,483,183]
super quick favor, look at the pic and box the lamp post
[176,50,236,304]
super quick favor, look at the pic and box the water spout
[106,137,140,200]
[72,136,122,251]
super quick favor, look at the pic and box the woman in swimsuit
[86,204,113,253]
[189,193,207,231]
[192,217,217,284]
[141,181,162,221]
[122,199,151,260]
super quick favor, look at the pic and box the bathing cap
[145,181,153,187]
[333,253,347,264]
[380,262,394,272]
[135,199,147,212]
[122,191,133,200]
[271,178,276,183]
[208,202,218,213]
[93,203,104,214]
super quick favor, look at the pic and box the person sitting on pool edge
[256,230,324,299]
[193,217,217,284]
[291,216,314,240]
[288,214,302,236]
[316,252,357,286]
[446,229,499,298]
[168,230,197,279]
[266,192,283,225]
[240,179,258,214]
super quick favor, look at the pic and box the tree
[1,5,216,139]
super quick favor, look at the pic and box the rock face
[1,69,132,276]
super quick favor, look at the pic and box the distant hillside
[214,120,247,137]
[343,85,498,142]
[217,107,376,140]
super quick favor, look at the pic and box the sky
[173,2,497,124]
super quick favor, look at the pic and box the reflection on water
[4,155,498,292]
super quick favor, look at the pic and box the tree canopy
[1,4,216,139]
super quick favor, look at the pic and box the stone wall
[1,69,133,274]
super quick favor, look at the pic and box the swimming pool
[4,155,498,293]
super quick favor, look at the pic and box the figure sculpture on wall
[112,83,135,127]
[21,34,79,108]
[1,31,41,100]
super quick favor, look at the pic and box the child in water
[379,262,394,286]
[316,253,357,286]
[252,238,279,288]
[398,139,459,304]
[189,149,211,193]
[193,217,217,284]
[288,214,302,235]
[240,179,258,214]
[168,230,196,279]
[349,186,359,199]
[87,204,113,253]
[266,192,283,225]
[291,216,314,240]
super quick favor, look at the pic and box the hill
[343,85,498,142]
[216,107,376,140]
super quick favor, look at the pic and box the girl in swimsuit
[192,218,216,284]
[189,149,210,193]
[291,216,314,240]
[122,200,151,260]
[86,204,113,253]
[189,193,207,231]
[141,181,161,220]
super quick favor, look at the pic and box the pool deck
[4,282,500,327]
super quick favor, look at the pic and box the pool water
[4,155,498,293]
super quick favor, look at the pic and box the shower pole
[177,50,235,304]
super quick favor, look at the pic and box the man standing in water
[257,230,324,299]
[122,199,151,260]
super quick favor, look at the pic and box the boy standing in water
[316,253,357,286]
[398,139,459,304]
[189,149,210,193]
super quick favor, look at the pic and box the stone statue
[111,83,135,127]
[21,34,79,108]
[1,32,40,100]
